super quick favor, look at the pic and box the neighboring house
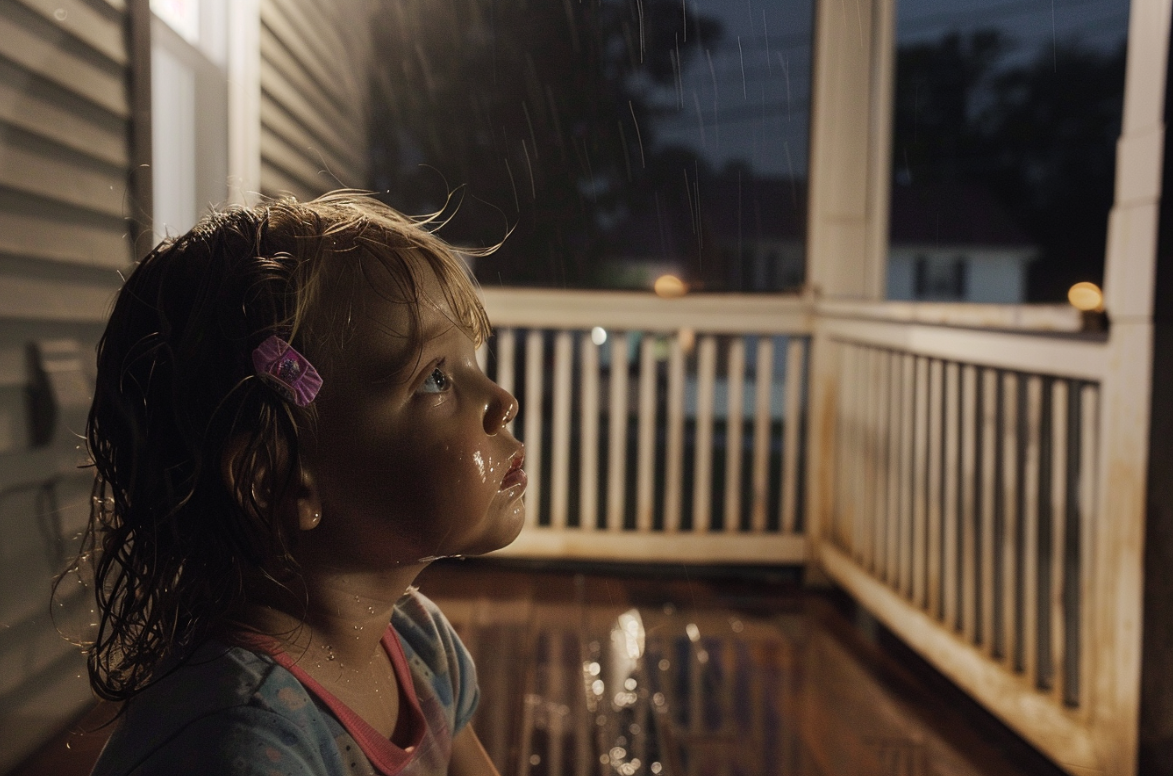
[886,183,1037,303]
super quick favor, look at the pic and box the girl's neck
[237,562,429,670]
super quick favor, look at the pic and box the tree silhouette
[893,31,1126,301]
[368,0,722,287]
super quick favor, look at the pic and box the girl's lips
[500,450,527,491]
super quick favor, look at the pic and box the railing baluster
[1049,379,1068,701]
[1023,376,1043,684]
[877,349,891,581]
[781,338,806,535]
[524,329,544,528]
[636,334,657,532]
[961,364,978,643]
[579,333,599,531]
[832,342,849,547]
[1075,383,1097,708]
[898,353,916,598]
[751,337,775,532]
[862,346,879,568]
[913,356,929,608]
[694,335,717,532]
[943,361,960,630]
[886,350,903,586]
[980,368,998,656]
[724,337,746,532]
[928,358,944,618]
[1001,372,1020,664]
[550,331,573,530]
[664,334,686,533]
[607,333,630,532]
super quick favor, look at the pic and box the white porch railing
[810,304,1140,776]
[477,287,1145,775]
[480,288,812,565]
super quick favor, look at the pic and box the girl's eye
[420,367,450,394]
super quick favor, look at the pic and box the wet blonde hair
[77,191,491,702]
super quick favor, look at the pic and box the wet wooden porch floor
[14,559,1067,776]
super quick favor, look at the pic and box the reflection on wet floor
[11,559,1069,776]
[421,560,1066,776]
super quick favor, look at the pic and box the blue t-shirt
[91,590,479,776]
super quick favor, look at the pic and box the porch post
[1137,2,1173,772]
[805,0,895,301]
[804,0,897,583]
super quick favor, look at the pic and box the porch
[14,560,1072,776]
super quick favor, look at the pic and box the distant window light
[152,0,200,44]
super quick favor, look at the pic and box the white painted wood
[816,300,1083,333]
[928,358,944,618]
[913,356,929,609]
[579,334,599,531]
[818,316,1109,382]
[751,337,775,532]
[606,333,630,531]
[980,368,998,658]
[886,349,903,586]
[961,364,978,643]
[664,335,686,533]
[898,353,916,598]
[480,288,812,334]
[781,339,806,534]
[1079,384,1098,713]
[724,337,746,532]
[550,331,573,530]
[494,529,806,565]
[1050,380,1069,703]
[1023,376,1043,685]
[874,347,892,577]
[943,361,960,630]
[693,335,717,533]
[636,335,657,532]
[864,346,882,570]
[524,330,543,528]
[1001,372,1020,666]
[858,349,877,569]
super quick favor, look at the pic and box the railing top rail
[479,287,815,334]
[816,299,1087,333]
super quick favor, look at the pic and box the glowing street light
[1068,282,1104,312]
[653,274,687,298]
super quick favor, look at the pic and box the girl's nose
[484,382,518,434]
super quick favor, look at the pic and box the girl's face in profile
[301,266,526,569]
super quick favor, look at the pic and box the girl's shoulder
[91,642,332,776]
[390,587,480,734]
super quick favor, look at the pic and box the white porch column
[805,0,896,300]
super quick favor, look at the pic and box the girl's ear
[294,467,323,531]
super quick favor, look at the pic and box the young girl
[79,192,526,775]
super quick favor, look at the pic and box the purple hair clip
[252,335,322,407]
